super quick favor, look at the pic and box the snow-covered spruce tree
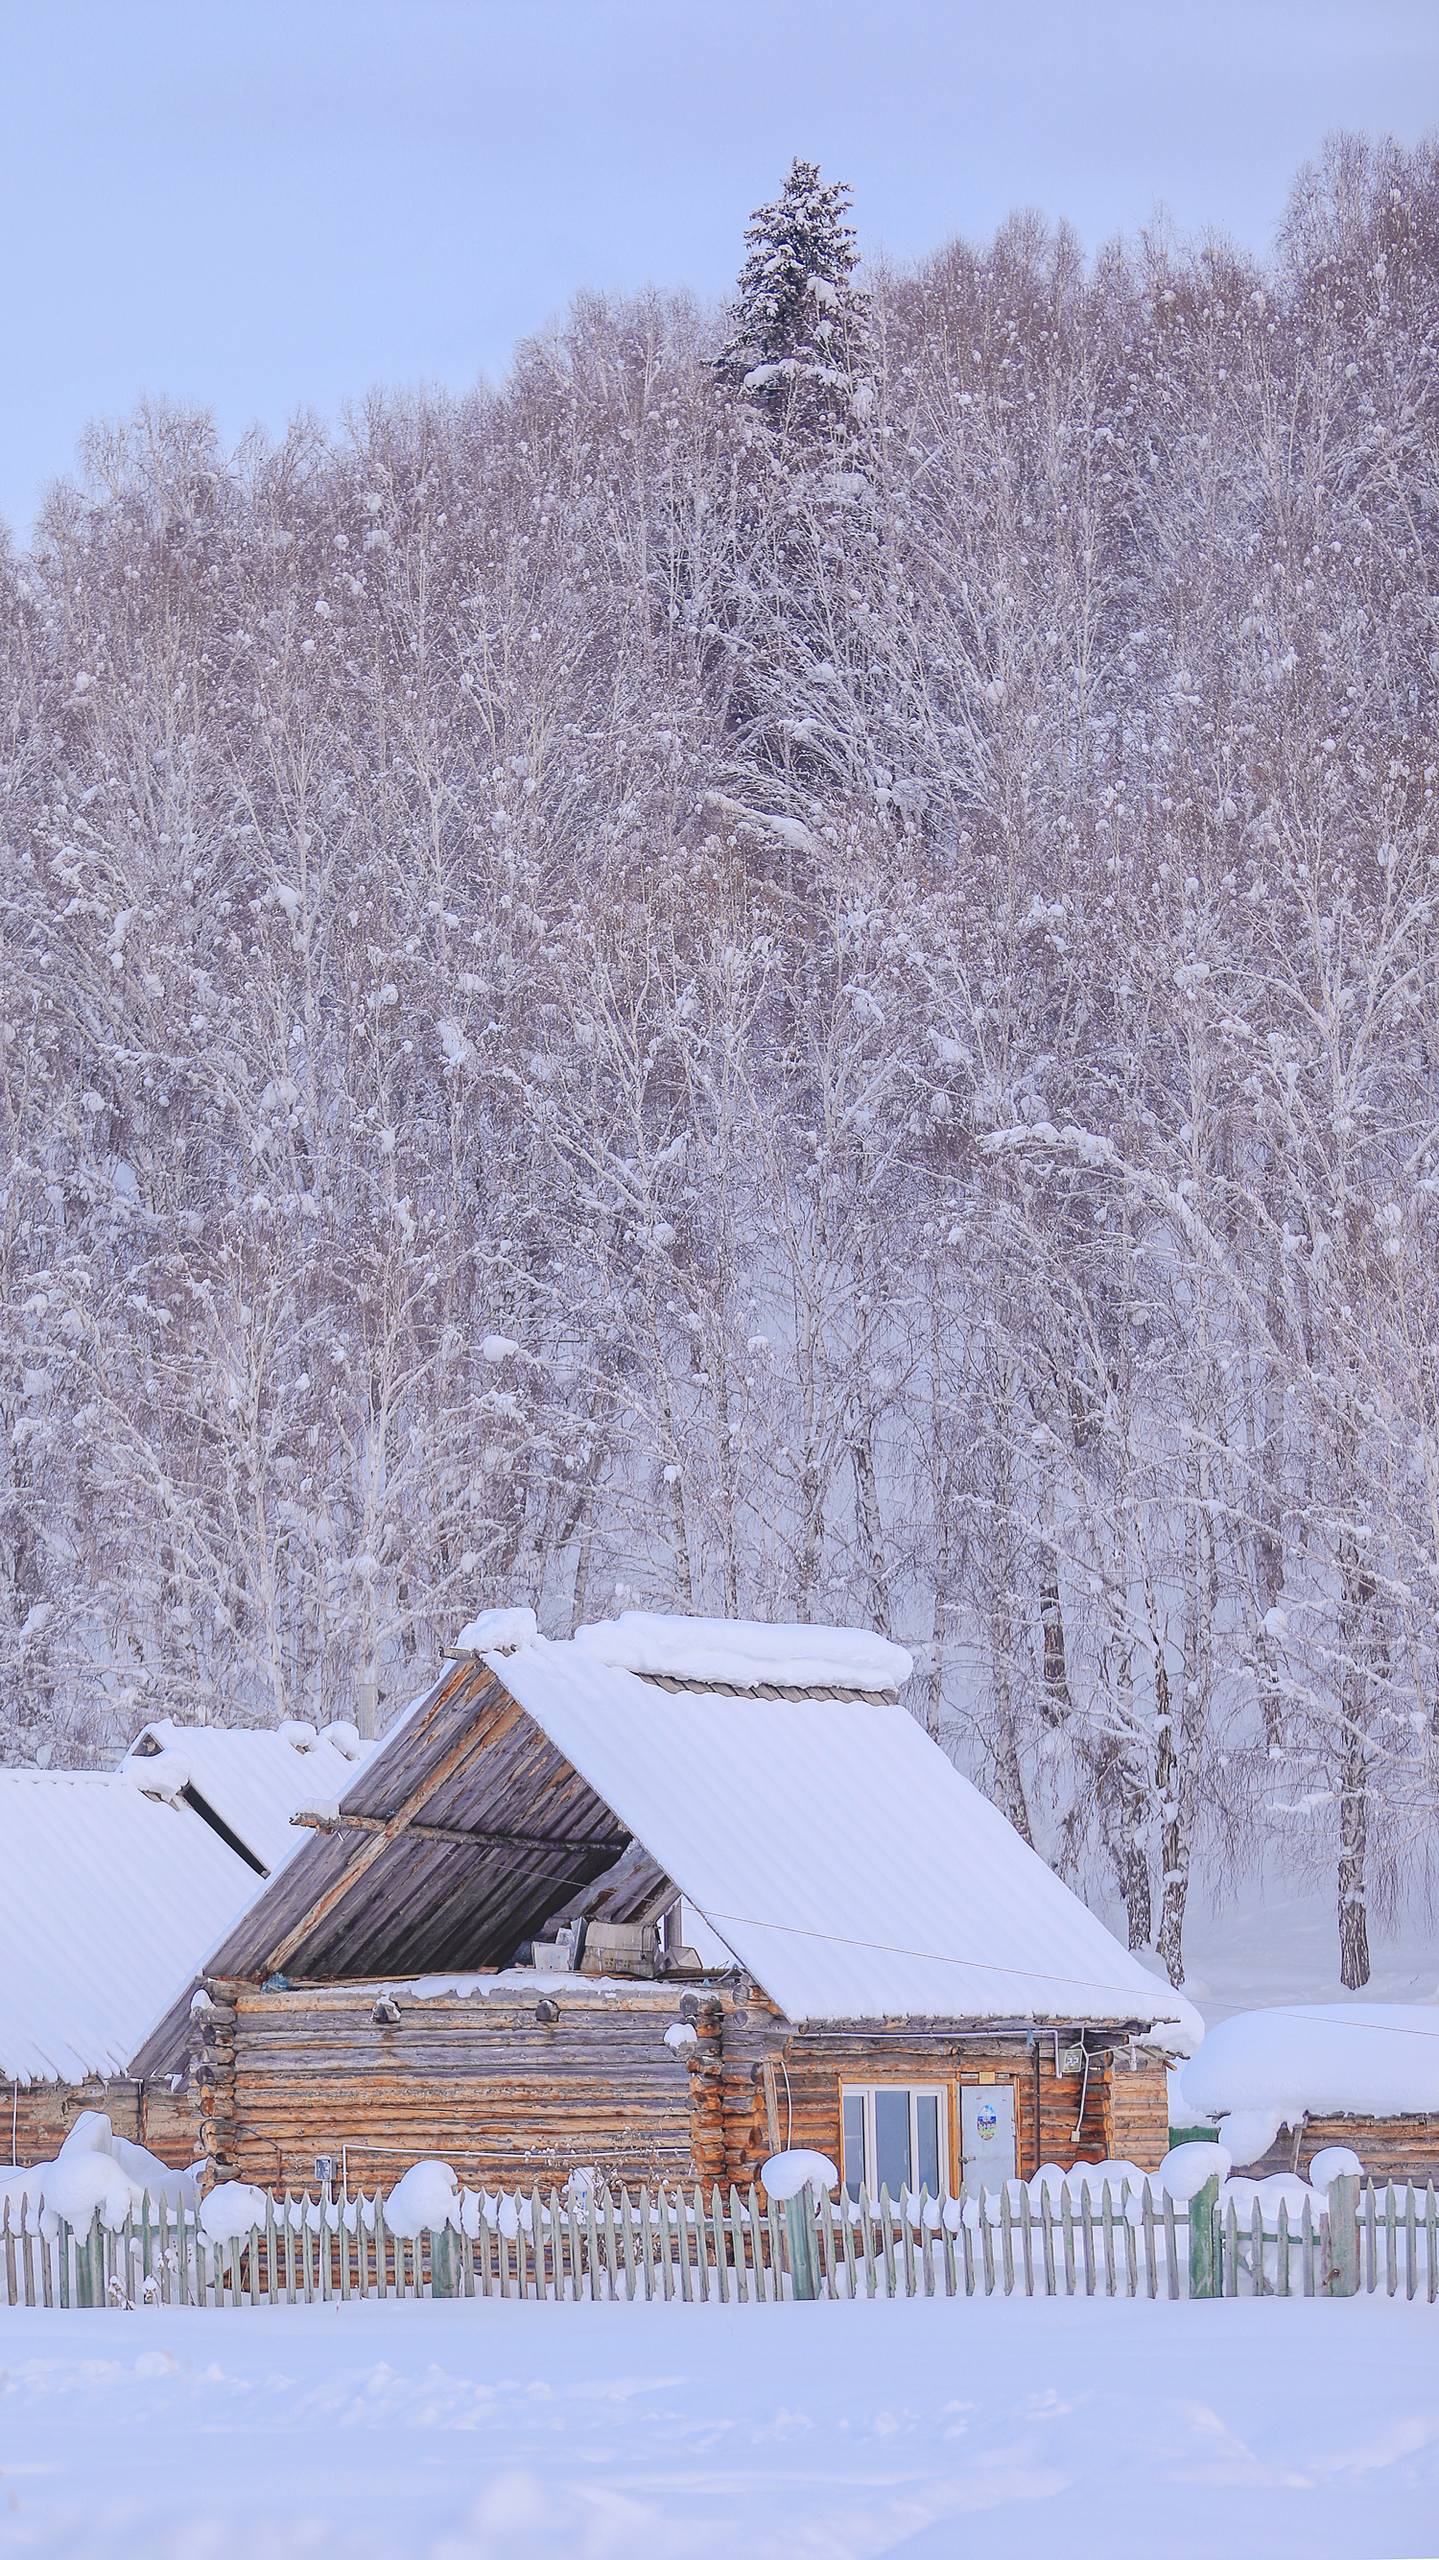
[711,162,891,814]
[720,158,871,437]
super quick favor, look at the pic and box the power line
[700,1906,1439,2047]
[701,1906,1197,2017]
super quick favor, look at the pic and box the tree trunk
[850,1407,888,1634]
[1101,1763,1152,1953]
[1152,1629,1187,1987]
[1335,1522,1375,1992]
[989,1625,1033,1845]
[1337,1729,1371,1991]
[1038,1575,1072,1725]
[1105,1649,1152,1951]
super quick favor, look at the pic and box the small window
[841,2084,949,2199]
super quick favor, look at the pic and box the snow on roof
[1179,2004,1439,2127]
[454,1606,540,1656]
[492,1643,1198,2042]
[0,1772,267,2085]
[570,1611,913,1695]
[120,1716,374,1875]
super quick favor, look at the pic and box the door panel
[960,2082,1017,2189]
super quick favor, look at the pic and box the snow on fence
[2,2171,1437,2309]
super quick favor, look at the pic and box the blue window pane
[915,2093,941,2197]
[842,2094,866,2198]
[874,2087,911,2197]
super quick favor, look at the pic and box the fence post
[70,2211,106,2310]
[429,2225,460,2300]
[1187,2176,1220,2299]
[1321,2174,1360,2298]
[782,2193,819,2301]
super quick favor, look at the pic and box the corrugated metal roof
[499,1645,1200,2040]
[0,1773,266,2086]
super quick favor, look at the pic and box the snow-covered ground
[1,2297,1435,2558]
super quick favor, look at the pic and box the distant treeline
[1,137,1436,1987]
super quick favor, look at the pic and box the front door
[960,2082,1017,2190]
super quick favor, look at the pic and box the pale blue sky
[2,0,1435,536]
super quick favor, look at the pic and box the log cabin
[1177,2003,1439,2181]
[132,1612,1199,2196]
[1,1719,371,2168]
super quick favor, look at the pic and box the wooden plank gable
[131,1655,660,2074]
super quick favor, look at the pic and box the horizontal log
[291,1810,628,1860]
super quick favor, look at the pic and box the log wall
[2,2076,199,2169]
[211,1981,1174,2190]
[1247,2113,1439,2182]
[1101,2049,1172,2168]
[223,1977,706,2188]
[758,2025,1171,2180]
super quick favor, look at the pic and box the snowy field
[1,2298,1436,2559]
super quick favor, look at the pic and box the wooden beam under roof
[293,1810,628,1860]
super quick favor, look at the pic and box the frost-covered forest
[1,136,1436,1986]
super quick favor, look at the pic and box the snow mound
[1221,2173,1314,2228]
[385,2158,461,2236]
[0,2109,198,2230]
[200,2181,270,2242]
[1212,2107,1285,2167]
[1179,2004,1439,2126]
[1308,2144,1365,2190]
[1157,2142,1232,2200]
[108,2132,199,2209]
[572,1611,912,1693]
[119,1745,192,1802]
[1064,2158,1148,2197]
[762,2148,839,2199]
[456,1605,539,1656]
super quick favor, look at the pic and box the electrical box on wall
[1057,2043,1087,2077]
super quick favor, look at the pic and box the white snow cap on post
[761,2148,839,2200]
[1156,2142,1232,2200]
[573,1613,913,1693]
[385,2158,461,2236]
[199,2181,270,2243]
[1307,2145,1364,2191]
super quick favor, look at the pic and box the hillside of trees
[1,136,1436,1986]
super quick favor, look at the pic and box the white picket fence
[4,2171,1436,2308]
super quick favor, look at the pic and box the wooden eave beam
[292,1809,628,1859]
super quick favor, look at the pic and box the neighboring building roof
[1180,2003,1439,2135]
[120,1716,373,1874]
[131,1619,1200,2071]
[0,1773,264,2086]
